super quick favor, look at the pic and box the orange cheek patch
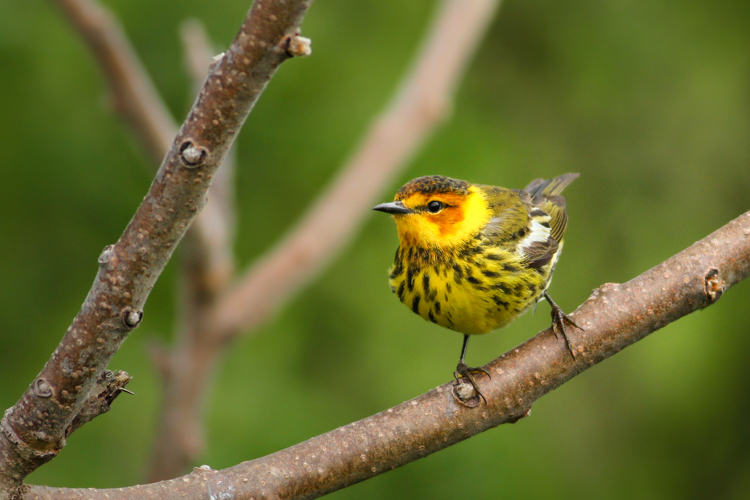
[431,207,465,237]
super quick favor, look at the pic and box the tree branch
[48,0,501,482]
[145,20,241,483]
[54,0,176,163]
[177,19,238,299]
[51,0,241,482]
[0,0,313,497]
[21,211,750,499]
[53,0,236,288]
[66,370,132,437]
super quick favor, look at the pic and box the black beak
[373,201,414,215]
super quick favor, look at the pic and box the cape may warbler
[374,174,580,402]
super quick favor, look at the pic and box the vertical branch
[178,20,238,295]
[53,0,235,292]
[147,20,239,483]
[49,0,240,481]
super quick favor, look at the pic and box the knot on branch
[284,34,312,57]
[122,308,143,328]
[704,268,725,304]
[507,408,532,424]
[33,378,53,399]
[452,380,482,408]
[97,244,116,267]
[179,140,208,168]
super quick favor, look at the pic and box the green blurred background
[2,0,750,498]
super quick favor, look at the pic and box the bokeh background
[2,0,750,498]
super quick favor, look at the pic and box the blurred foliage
[1,0,749,498]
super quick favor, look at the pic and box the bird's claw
[550,304,583,359]
[453,362,490,405]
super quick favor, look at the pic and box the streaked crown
[395,176,469,200]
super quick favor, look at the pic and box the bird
[373,173,580,403]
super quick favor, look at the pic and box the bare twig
[67,370,132,436]
[213,0,503,337]
[54,0,175,162]
[54,0,235,294]
[145,20,240,483]
[22,211,750,500]
[0,1,314,497]
[178,19,237,297]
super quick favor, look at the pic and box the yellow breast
[388,241,553,335]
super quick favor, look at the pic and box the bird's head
[373,175,491,251]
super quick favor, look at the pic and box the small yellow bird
[373,174,580,402]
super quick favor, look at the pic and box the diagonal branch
[53,0,236,305]
[146,20,241,483]
[0,0,314,497]
[54,0,175,163]
[22,211,750,499]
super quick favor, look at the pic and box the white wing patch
[516,217,551,256]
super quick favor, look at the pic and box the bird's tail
[524,173,579,197]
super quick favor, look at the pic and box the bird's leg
[454,334,490,404]
[544,291,583,359]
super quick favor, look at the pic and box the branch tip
[66,370,132,437]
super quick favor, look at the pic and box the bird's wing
[516,205,560,269]
[523,173,578,243]
[535,194,568,243]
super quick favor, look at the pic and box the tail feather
[524,173,579,197]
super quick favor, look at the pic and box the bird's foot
[549,303,583,359]
[453,362,490,407]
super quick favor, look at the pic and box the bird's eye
[427,200,444,213]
